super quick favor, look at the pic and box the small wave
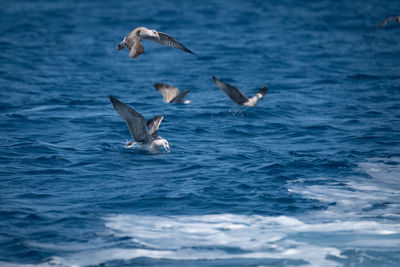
[347,74,400,80]
[32,155,71,167]
[17,193,53,199]
[304,125,337,131]
[23,169,73,175]
[5,113,29,120]
[347,74,380,80]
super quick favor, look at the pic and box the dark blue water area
[1,0,400,266]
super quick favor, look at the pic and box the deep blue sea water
[1,0,400,266]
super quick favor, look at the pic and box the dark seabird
[212,76,268,107]
[376,16,400,29]
[154,83,191,104]
[109,95,170,152]
[117,26,195,59]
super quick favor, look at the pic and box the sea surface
[1,0,400,266]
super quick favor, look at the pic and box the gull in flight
[376,16,400,29]
[154,83,191,104]
[212,76,268,107]
[117,26,195,59]
[109,95,170,152]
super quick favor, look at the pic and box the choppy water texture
[1,0,400,266]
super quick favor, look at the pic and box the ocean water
[1,0,400,266]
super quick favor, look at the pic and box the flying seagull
[376,16,400,29]
[117,26,195,59]
[212,76,268,107]
[154,83,191,104]
[109,95,170,152]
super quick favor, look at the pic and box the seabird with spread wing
[212,76,268,107]
[117,26,195,59]
[109,95,170,152]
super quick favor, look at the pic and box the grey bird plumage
[109,95,170,152]
[117,26,195,59]
[212,76,268,107]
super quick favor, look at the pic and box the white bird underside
[124,140,169,153]
[109,95,170,152]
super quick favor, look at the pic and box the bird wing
[154,83,180,103]
[147,116,164,138]
[109,95,152,143]
[142,31,195,54]
[212,76,249,105]
[171,90,190,103]
[126,35,145,58]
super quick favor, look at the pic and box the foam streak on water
[2,158,399,267]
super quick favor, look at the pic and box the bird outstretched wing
[143,32,195,54]
[110,95,152,143]
[212,76,249,105]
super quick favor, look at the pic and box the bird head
[151,30,160,39]
[140,27,160,39]
[162,139,171,152]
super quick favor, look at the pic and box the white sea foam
[9,158,400,267]
[288,157,400,221]
[14,212,399,267]
[358,157,400,187]
[9,214,344,267]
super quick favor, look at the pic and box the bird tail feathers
[117,41,127,50]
